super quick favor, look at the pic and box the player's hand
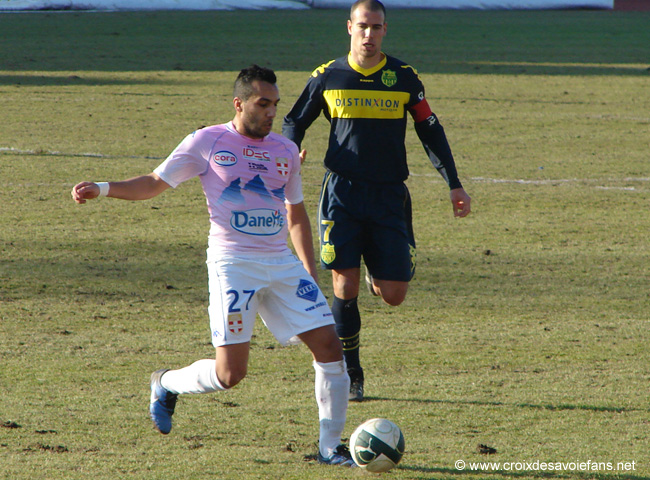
[299,149,307,165]
[450,188,471,218]
[71,181,100,204]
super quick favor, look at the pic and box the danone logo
[381,69,397,87]
[230,208,284,236]
[214,150,237,166]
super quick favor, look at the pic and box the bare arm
[450,187,472,218]
[71,173,171,204]
[286,201,318,282]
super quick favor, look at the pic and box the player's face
[348,6,386,63]
[235,80,279,139]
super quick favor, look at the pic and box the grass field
[1,8,649,480]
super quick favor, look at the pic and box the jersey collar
[347,52,387,77]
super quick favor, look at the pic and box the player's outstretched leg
[149,369,178,434]
[311,359,356,467]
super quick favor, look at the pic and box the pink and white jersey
[154,122,302,255]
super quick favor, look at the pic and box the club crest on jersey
[214,150,237,166]
[381,69,397,87]
[275,157,289,177]
[228,313,244,335]
[296,279,319,302]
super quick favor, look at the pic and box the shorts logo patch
[275,157,289,177]
[321,243,336,264]
[296,279,319,302]
[228,313,244,335]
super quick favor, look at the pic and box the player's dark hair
[234,64,277,101]
[350,0,386,19]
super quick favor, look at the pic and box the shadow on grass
[362,396,643,413]
[0,10,648,77]
[0,74,205,87]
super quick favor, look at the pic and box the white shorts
[207,253,334,347]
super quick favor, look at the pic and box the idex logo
[243,147,271,161]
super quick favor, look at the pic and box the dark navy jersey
[283,53,462,188]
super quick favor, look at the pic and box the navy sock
[331,296,361,371]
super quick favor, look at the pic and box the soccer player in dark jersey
[282,0,472,402]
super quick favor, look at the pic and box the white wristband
[96,182,110,197]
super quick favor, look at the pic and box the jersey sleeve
[407,74,463,190]
[282,66,328,148]
[153,130,211,188]
[283,141,304,205]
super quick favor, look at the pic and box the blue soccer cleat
[317,444,357,467]
[149,369,177,434]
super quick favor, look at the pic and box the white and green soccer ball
[350,418,405,472]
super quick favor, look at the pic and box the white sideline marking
[409,173,648,191]
[0,146,163,160]
[2,147,647,191]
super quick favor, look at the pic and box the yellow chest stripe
[323,89,411,119]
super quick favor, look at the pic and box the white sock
[313,360,349,458]
[160,359,226,395]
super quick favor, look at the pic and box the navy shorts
[318,171,416,282]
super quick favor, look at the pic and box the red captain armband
[409,98,434,123]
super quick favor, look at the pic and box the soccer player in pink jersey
[71,65,355,467]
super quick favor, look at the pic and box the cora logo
[214,150,237,166]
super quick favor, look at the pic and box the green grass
[1,8,649,480]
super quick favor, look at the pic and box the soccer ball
[350,418,405,472]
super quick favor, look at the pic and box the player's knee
[217,366,247,389]
[323,332,344,358]
[382,294,405,306]
[332,270,361,299]
[374,280,408,306]
[302,326,344,363]
[378,288,408,306]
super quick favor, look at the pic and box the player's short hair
[234,65,277,101]
[350,0,386,19]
